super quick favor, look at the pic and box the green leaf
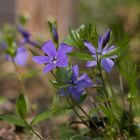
[64,23,98,50]
[69,52,94,61]
[0,114,26,127]
[16,94,29,118]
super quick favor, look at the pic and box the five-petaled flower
[32,40,73,73]
[84,29,117,73]
[59,65,93,100]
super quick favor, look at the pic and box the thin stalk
[73,107,89,128]
[24,120,44,140]
[71,98,100,131]
[12,61,26,94]
[13,62,44,139]
[97,62,111,109]
[89,96,106,127]
[128,98,132,135]
[51,71,57,79]
[66,97,89,128]
[119,75,125,108]
[106,73,114,98]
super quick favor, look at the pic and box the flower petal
[103,45,116,53]
[108,55,118,59]
[57,43,73,58]
[72,65,79,81]
[32,56,50,64]
[77,74,92,89]
[98,29,111,51]
[102,29,111,47]
[41,40,57,57]
[86,61,97,67]
[56,55,68,67]
[69,87,82,100]
[98,36,103,51]
[101,58,114,73]
[14,47,28,66]
[84,41,96,54]
[43,63,55,73]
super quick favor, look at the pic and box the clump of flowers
[0,20,139,140]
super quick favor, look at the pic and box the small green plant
[0,16,139,140]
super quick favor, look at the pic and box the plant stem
[106,73,114,97]
[97,62,111,109]
[119,75,125,108]
[71,98,100,131]
[89,96,106,127]
[51,71,57,79]
[12,62,44,139]
[24,120,44,140]
[12,61,26,94]
[128,97,132,135]
[66,97,89,128]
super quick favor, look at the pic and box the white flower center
[50,56,58,64]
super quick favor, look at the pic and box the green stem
[128,98,132,135]
[97,62,110,109]
[106,73,114,97]
[119,75,125,108]
[12,62,44,139]
[71,98,100,131]
[51,71,56,79]
[89,96,106,127]
[66,97,89,128]
[24,120,44,140]
[12,61,26,94]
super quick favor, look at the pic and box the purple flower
[59,65,92,100]
[18,25,40,47]
[14,46,28,66]
[6,46,28,67]
[32,40,73,73]
[84,29,117,73]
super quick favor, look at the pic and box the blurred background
[0,0,140,138]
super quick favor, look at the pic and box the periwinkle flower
[6,46,28,67]
[59,65,93,100]
[14,46,28,66]
[84,29,117,73]
[32,40,73,73]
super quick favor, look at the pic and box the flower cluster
[31,29,117,99]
